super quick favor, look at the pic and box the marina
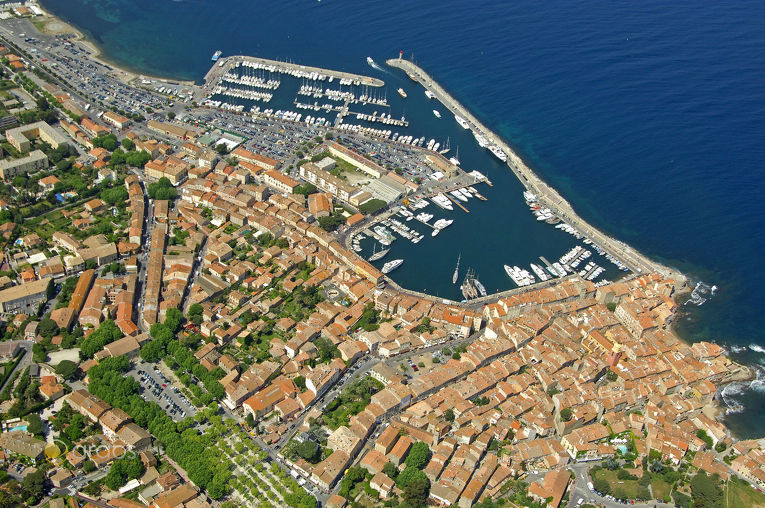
[385,55,680,283]
[205,55,385,87]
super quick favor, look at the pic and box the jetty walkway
[386,57,685,287]
[205,55,385,88]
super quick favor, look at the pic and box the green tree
[21,469,46,505]
[690,470,723,508]
[382,461,399,480]
[403,476,430,508]
[560,407,573,422]
[55,360,78,381]
[83,459,96,473]
[444,408,455,422]
[38,317,59,338]
[405,441,431,470]
[396,466,428,489]
[696,429,714,449]
[593,477,611,495]
[121,138,136,151]
[296,440,320,463]
[26,413,42,435]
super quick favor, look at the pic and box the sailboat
[439,136,451,155]
[449,146,461,166]
[369,242,390,262]
[452,254,460,284]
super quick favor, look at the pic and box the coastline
[32,7,195,86]
[387,57,685,287]
[11,11,760,437]
[382,58,761,435]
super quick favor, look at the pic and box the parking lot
[129,364,196,421]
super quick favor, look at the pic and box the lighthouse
[399,50,403,60]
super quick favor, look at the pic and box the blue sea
[38,0,765,437]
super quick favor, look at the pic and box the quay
[205,55,385,88]
[387,56,684,284]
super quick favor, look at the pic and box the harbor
[386,56,684,286]
[205,54,385,89]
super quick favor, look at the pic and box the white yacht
[382,259,404,274]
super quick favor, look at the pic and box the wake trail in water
[369,62,392,75]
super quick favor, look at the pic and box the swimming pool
[8,425,27,432]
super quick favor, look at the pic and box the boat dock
[387,56,682,282]
[444,193,469,213]
[205,55,385,88]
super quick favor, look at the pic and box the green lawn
[652,477,672,502]
[592,469,639,499]
[726,477,765,508]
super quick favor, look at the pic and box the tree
[245,413,255,428]
[26,413,42,435]
[444,408,455,422]
[714,441,727,453]
[55,359,78,381]
[296,440,320,463]
[405,441,431,469]
[696,429,714,449]
[382,461,399,480]
[396,466,428,489]
[188,303,203,325]
[690,470,723,508]
[403,476,430,508]
[593,477,611,495]
[21,469,46,504]
[37,318,58,339]
[560,407,573,422]
[83,459,96,473]
[121,138,135,151]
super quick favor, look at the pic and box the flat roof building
[0,150,48,179]
[0,278,49,315]
[5,121,69,153]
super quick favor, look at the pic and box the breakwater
[205,55,385,88]
[386,57,685,288]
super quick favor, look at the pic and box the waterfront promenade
[386,57,686,288]
[205,55,385,88]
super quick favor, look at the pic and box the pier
[386,56,684,283]
[205,55,385,88]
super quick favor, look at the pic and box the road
[566,463,674,508]
[0,341,33,392]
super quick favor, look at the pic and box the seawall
[386,57,686,288]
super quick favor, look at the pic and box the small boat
[211,50,222,61]
[366,56,375,66]
[382,259,404,274]
[425,90,435,99]
[433,109,441,119]
[397,88,407,98]
[455,115,470,129]
[452,254,460,284]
